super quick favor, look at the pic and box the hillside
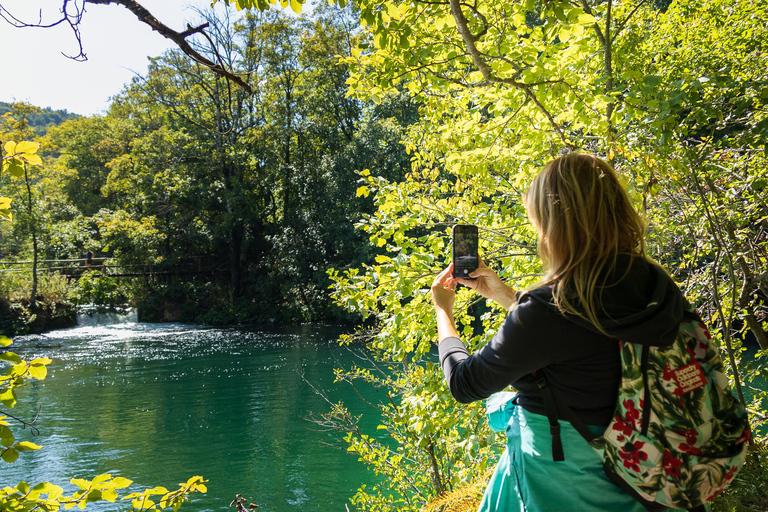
[0,101,81,135]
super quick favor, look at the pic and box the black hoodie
[438,256,685,425]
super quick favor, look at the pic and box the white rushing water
[75,305,138,326]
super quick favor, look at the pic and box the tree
[1,106,47,302]
[329,0,767,508]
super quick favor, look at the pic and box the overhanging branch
[0,0,252,94]
[86,0,252,94]
[448,0,572,148]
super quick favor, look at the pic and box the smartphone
[452,224,478,279]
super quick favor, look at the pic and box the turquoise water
[3,322,382,511]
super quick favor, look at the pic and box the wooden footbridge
[0,257,223,280]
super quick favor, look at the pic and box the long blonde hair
[524,153,648,332]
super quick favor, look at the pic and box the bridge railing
[0,257,220,279]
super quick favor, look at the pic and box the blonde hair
[524,153,648,332]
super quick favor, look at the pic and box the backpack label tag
[672,361,706,394]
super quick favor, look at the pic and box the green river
[4,321,384,511]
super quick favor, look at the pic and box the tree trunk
[24,165,38,303]
[282,84,293,229]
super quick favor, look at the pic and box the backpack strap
[640,344,652,436]
[535,369,598,462]
[534,371,565,461]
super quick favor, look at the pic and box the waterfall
[76,305,138,326]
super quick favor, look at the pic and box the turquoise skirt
[480,392,653,512]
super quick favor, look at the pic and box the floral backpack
[536,306,751,511]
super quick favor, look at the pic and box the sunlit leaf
[15,141,39,154]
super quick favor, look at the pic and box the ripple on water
[4,322,381,512]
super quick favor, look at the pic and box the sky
[0,0,221,116]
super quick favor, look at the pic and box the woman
[430,153,686,511]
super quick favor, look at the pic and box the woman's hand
[455,256,517,310]
[430,263,457,313]
[430,264,460,343]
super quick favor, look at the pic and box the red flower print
[663,449,682,477]
[698,322,711,340]
[674,428,698,445]
[623,399,640,424]
[618,441,648,473]
[612,417,635,441]
[737,426,752,444]
[678,442,702,455]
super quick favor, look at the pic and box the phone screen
[452,224,478,279]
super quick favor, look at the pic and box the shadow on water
[5,321,384,511]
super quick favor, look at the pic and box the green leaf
[2,447,19,463]
[22,154,43,166]
[7,160,23,177]
[289,0,302,14]
[0,352,22,364]
[644,75,662,87]
[32,482,65,497]
[0,336,11,348]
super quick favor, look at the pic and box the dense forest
[0,102,80,135]
[1,0,767,510]
[1,5,416,331]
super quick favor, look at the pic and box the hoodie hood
[527,256,684,347]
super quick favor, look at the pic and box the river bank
[0,297,77,336]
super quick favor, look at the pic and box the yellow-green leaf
[0,336,11,348]
[92,473,112,485]
[15,141,39,154]
[28,364,47,380]
[22,153,43,166]
[111,477,133,489]
[14,441,42,451]
[71,478,90,490]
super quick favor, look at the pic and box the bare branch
[0,0,88,60]
[0,0,253,93]
[85,0,252,94]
